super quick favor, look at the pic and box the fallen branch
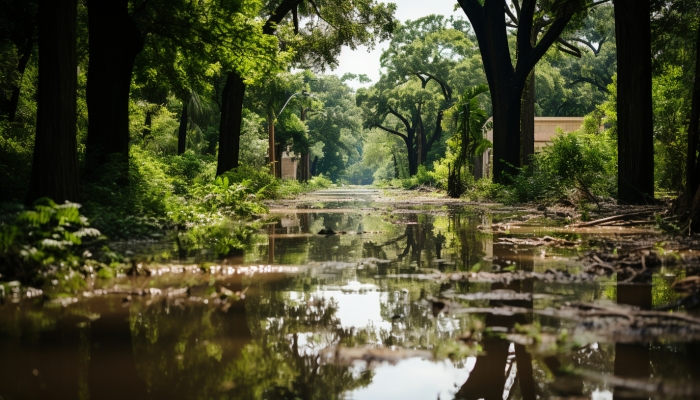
[572,210,656,227]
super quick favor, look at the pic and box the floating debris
[497,236,579,247]
[322,346,433,365]
[444,289,552,302]
[581,250,662,281]
[381,269,596,285]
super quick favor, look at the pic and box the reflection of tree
[245,277,375,399]
[377,284,468,351]
[613,270,651,400]
[125,274,374,399]
[455,246,538,400]
[449,210,488,272]
[129,277,253,399]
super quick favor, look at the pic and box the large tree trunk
[216,71,245,175]
[690,186,700,234]
[521,70,535,166]
[459,0,577,183]
[405,131,418,176]
[614,0,654,204]
[26,0,79,204]
[299,152,310,181]
[310,156,318,176]
[298,108,309,182]
[85,0,144,178]
[215,0,302,176]
[685,19,700,205]
[491,81,524,182]
[416,112,425,167]
[177,97,188,155]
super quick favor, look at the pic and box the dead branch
[572,210,656,227]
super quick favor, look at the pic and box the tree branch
[512,0,521,17]
[517,0,579,79]
[557,37,582,57]
[306,0,338,30]
[388,106,413,132]
[566,37,606,55]
[263,0,303,35]
[504,3,519,25]
[517,0,537,56]
[456,0,484,32]
[568,77,609,93]
[415,71,453,100]
[412,72,430,88]
[375,124,408,141]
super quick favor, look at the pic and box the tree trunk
[521,69,535,166]
[299,152,310,181]
[393,153,399,179]
[216,71,245,175]
[405,133,418,176]
[690,185,700,234]
[275,143,283,178]
[310,156,318,176]
[416,112,425,167]
[177,97,188,155]
[491,82,523,182]
[26,0,79,204]
[426,110,443,161]
[686,19,700,205]
[299,107,309,182]
[614,0,654,204]
[85,0,144,178]
[459,0,577,183]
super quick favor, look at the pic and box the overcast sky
[331,0,461,89]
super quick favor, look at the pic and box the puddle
[1,188,699,399]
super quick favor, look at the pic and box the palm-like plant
[445,84,491,174]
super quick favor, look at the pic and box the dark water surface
[2,189,700,399]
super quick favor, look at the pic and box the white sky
[332,0,460,89]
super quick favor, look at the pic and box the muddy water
[1,188,699,399]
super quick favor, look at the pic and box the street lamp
[268,90,310,177]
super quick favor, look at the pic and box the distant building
[478,117,586,179]
[280,148,298,180]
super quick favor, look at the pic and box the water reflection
[1,200,700,399]
[455,246,540,400]
[613,271,651,400]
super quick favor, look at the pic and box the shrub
[0,199,102,283]
[509,129,617,203]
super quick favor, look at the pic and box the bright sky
[332,0,461,89]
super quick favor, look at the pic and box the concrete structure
[478,116,586,179]
[533,117,586,149]
[280,149,298,180]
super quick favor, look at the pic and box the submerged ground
[1,188,700,399]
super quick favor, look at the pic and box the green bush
[221,164,279,199]
[509,129,617,203]
[0,122,33,203]
[0,199,102,282]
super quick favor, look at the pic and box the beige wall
[280,150,298,180]
[478,117,585,179]
[533,117,586,149]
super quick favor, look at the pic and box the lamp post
[269,90,309,177]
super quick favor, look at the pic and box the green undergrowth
[0,147,334,285]
[0,198,114,286]
[81,147,332,240]
[381,128,618,208]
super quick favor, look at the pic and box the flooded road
[1,188,700,399]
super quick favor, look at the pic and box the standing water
[1,188,699,399]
